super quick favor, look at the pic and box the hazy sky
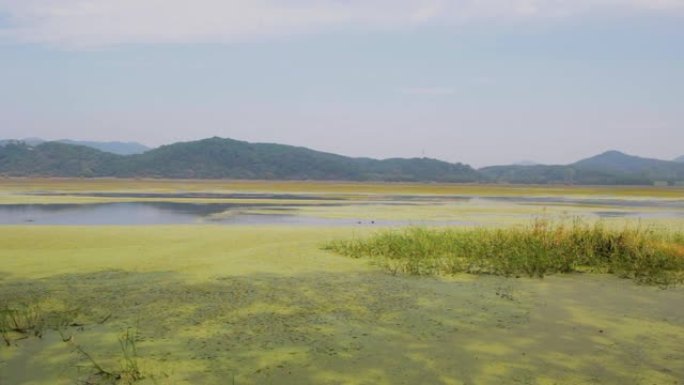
[0,1,682,167]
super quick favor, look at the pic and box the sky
[0,1,682,167]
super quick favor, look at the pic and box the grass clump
[0,301,82,346]
[73,327,144,385]
[0,298,144,384]
[0,305,45,345]
[324,219,684,285]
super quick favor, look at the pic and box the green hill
[478,165,576,184]
[480,151,684,185]
[1,139,682,185]
[573,150,676,173]
[572,151,684,184]
[0,141,120,177]
[0,137,479,182]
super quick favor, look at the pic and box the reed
[325,219,684,285]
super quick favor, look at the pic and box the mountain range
[481,151,684,185]
[0,137,478,182]
[0,137,682,185]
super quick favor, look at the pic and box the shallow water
[0,202,474,226]
[3,191,684,226]
[0,202,232,225]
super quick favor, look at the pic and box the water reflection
[0,202,472,226]
[2,193,683,226]
[0,202,231,225]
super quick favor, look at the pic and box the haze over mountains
[0,138,149,155]
[1,137,683,185]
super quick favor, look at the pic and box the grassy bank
[325,219,684,285]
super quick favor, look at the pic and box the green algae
[1,179,683,384]
[1,227,683,384]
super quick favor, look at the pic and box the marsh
[1,180,683,385]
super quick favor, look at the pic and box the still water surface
[0,202,469,226]
[2,193,683,225]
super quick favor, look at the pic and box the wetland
[2,190,684,226]
[1,179,683,385]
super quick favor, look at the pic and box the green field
[1,179,683,385]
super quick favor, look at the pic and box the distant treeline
[1,138,683,185]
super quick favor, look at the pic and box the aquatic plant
[0,305,46,344]
[324,219,684,285]
[118,328,143,383]
[72,327,144,385]
[0,299,143,384]
[0,301,85,346]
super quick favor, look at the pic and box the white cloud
[0,0,681,48]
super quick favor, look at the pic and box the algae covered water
[1,226,683,385]
[1,181,683,385]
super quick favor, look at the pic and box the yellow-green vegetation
[1,179,684,385]
[325,219,684,285]
[2,177,684,198]
[277,200,678,226]
[1,226,684,384]
[0,302,142,384]
[69,327,144,385]
[0,305,46,344]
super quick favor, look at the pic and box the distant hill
[0,138,44,146]
[479,164,576,184]
[573,150,674,173]
[1,139,682,185]
[675,155,684,163]
[572,151,684,184]
[512,160,541,166]
[0,138,149,155]
[480,150,684,185]
[0,141,120,177]
[58,140,150,155]
[0,137,479,182]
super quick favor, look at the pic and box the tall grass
[324,219,684,285]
